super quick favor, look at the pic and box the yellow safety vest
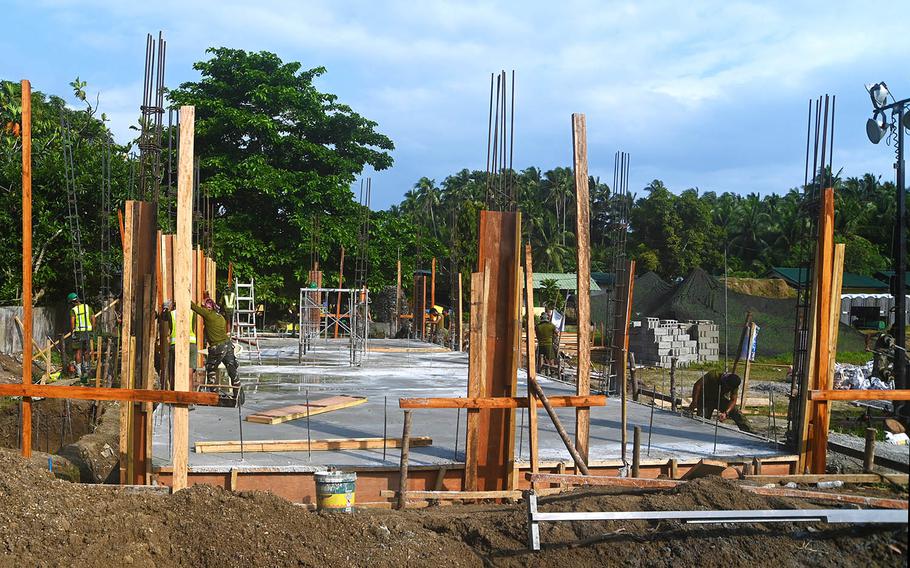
[169,310,197,345]
[71,304,93,332]
[222,292,236,310]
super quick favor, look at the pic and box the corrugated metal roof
[532,272,599,291]
[766,267,888,290]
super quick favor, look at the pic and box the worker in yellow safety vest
[221,286,236,335]
[68,292,95,383]
[163,300,197,390]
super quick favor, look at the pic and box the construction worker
[191,298,240,400]
[221,286,236,335]
[162,300,198,389]
[688,371,754,433]
[68,292,94,383]
[535,312,558,367]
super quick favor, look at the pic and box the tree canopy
[169,48,397,306]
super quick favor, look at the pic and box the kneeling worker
[191,298,240,401]
[688,370,754,433]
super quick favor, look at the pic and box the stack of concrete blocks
[689,319,720,363]
[628,318,719,368]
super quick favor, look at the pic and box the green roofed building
[765,267,889,294]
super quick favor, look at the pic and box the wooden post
[863,428,876,473]
[20,79,33,458]
[632,426,641,478]
[397,409,412,510]
[334,246,345,338]
[118,204,135,484]
[669,354,677,412]
[523,245,539,478]
[431,257,436,308]
[629,351,639,402]
[752,456,763,475]
[464,265,491,491]
[669,458,678,479]
[799,187,836,474]
[572,112,591,464]
[172,105,195,492]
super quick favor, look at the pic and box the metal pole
[894,104,906,420]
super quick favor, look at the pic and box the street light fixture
[865,81,908,421]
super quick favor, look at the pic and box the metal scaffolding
[298,287,369,366]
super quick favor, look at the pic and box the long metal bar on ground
[399,396,606,409]
[525,491,905,552]
[195,436,432,454]
[529,378,590,476]
[809,389,910,401]
[380,488,564,500]
[0,384,217,405]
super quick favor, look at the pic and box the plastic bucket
[314,471,356,512]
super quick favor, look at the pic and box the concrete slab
[152,338,784,472]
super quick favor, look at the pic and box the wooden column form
[810,243,845,473]
[572,113,591,463]
[611,259,636,464]
[472,210,522,490]
[464,264,491,491]
[798,187,835,474]
[523,245,540,476]
[20,79,33,458]
[172,106,195,491]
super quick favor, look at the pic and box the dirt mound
[0,450,904,567]
[725,277,796,299]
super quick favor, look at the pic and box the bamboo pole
[572,112,591,464]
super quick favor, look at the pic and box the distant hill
[631,268,866,357]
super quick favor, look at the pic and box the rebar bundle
[603,151,631,387]
[137,32,166,203]
[787,94,836,441]
[484,70,516,211]
[354,178,372,288]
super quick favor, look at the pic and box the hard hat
[67,292,79,302]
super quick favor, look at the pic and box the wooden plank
[172,105,195,492]
[809,389,910,401]
[745,486,908,510]
[527,473,681,489]
[571,113,591,464]
[523,245,539,477]
[811,241,843,473]
[457,273,463,352]
[0,383,217,405]
[399,396,606,409]
[680,458,739,480]
[20,79,33,459]
[118,203,136,485]
[195,436,432,454]
[245,396,367,424]
[464,265,490,491]
[474,211,522,491]
[745,474,909,485]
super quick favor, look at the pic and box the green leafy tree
[169,48,395,307]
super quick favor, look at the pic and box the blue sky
[2,0,907,209]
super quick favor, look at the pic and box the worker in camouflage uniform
[688,371,754,433]
[191,298,240,400]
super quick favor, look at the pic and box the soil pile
[724,277,796,299]
[0,450,904,567]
